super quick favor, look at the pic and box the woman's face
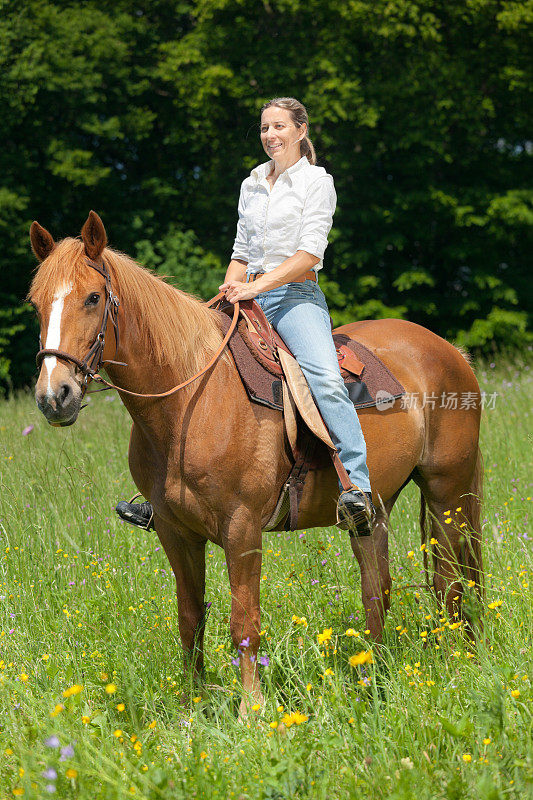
[260,106,306,164]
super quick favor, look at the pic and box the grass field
[0,354,531,799]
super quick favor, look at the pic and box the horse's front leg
[223,513,264,716]
[154,517,207,682]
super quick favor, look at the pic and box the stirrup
[115,492,154,531]
[336,487,374,537]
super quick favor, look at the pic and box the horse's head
[28,211,112,426]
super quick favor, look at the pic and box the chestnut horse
[29,212,483,713]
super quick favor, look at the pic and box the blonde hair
[260,97,316,165]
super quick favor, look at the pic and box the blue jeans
[255,279,371,492]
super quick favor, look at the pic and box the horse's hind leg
[415,448,484,627]
[350,490,400,642]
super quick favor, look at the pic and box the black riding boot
[336,489,375,537]
[115,500,155,530]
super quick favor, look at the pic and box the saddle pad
[215,312,405,412]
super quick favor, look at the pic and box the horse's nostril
[58,383,72,407]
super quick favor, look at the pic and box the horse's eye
[85,293,100,307]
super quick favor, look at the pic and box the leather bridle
[35,257,239,400]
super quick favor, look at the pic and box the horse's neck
[103,300,217,431]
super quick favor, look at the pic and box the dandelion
[116,703,125,712]
[251,704,261,711]
[19,673,29,683]
[281,710,308,727]
[483,738,491,745]
[81,716,90,724]
[65,768,78,779]
[114,730,122,738]
[317,627,333,646]
[349,650,373,667]
[105,683,117,694]
[62,684,83,698]
[462,754,472,763]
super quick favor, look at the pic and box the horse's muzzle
[35,378,82,427]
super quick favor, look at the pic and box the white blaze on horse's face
[44,284,72,393]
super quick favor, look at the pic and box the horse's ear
[81,210,107,260]
[30,221,56,262]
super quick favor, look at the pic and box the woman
[117,97,374,536]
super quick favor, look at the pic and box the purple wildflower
[321,560,327,566]
[60,744,74,760]
[22,425,34,436]
[258,656,270,667]
[239,637,250,649]
[44,735,60,748]
[42,768,57,780]
[249,655,256,663]
[45,785,56,794]
[231,656,240,667]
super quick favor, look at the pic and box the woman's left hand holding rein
[219,280,259,304]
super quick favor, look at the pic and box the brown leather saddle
[217,298,366,382]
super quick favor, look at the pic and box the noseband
[36,257,121,393]
[35,257,239,400]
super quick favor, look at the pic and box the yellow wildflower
[63,684,83,698]
[65,768,78,779]
[105,683,117,694]
[345,628,359,637]
[281,710,308,727]
[511,690,520,699]
[114,730,123,737]
[116,703,125,712]
[200,751,208,760]
[148,721,156,729]
[462,754,472,763]
[82,715,90,724]
[488,600,503,610]
[349,650,373,667]
[317,627,333,646]
[483,738,491,745]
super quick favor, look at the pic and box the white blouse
[231,155,337,275]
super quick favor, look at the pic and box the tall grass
[0,355,531,799]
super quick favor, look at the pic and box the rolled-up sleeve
[231,181,249,262]
[297,175,337,260]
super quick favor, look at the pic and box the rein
[36,257,239,400]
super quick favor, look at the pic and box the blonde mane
[29,238,224,376]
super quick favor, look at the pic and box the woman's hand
[219,280,259,304]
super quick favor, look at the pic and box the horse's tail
[460,446,485,602]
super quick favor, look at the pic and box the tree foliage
[1,0,531,391]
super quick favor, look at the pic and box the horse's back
[334,318,479,395]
